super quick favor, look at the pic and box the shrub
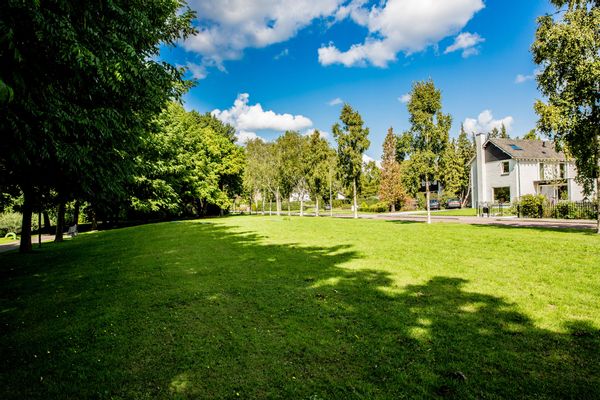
[517,195,547,218]
[0,212,39,236]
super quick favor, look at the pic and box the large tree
[305,131,336,216]
[275,131,306,216]
[0,0,196,251]
[333,104,370,219]
[404,80,451,224]
[532,0,600,233]
[379,128,406,212]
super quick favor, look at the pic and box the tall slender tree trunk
[55,201,66,242]
[72,201,80,227]
[425,174,431,224]
[262,194,265,215]
[19,187,33,253]
[596,175,600,234]
[287,199,291,216]
[391,203,395,213]
[269,198,272,216]
[43,211,51,233]
[330,183,333,217]
[91,208,98,231]
[276,191,281,216]
[315,197,320,217]
[300,193,304,217]
[353,178,358,219]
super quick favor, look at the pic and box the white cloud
[444,32,484,58]
[463,110,514,134]
[186,62,207,80]
[274,48,289,60]
[399,93,411,103]
[212,93,313,142]
[328,97,343,106]
[362,153,382,168]
[319,0,484,67]
[515,68,540,84]
[236,130,265,145]
[183,0,343,75]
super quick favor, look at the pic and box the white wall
[485,159,517,201]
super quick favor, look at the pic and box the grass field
[0,236,18,244]
[1,216,599,399]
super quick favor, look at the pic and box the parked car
[429,199,440,210]
[446,199,461,209]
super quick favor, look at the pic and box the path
[0,234,56,254]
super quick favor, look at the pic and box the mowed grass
[1,216,599,399]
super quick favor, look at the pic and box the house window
[539,163,545,180]
[493,187,511,203]
[501,161,510,175]
[559,163,565,178]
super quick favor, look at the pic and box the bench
[67,225,78,237]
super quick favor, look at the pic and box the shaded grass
[1,216,599,399]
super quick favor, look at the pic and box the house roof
[485,138,567,161]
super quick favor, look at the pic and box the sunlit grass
[1,216,598,399]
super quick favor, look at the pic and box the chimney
[542,141,547,147]
[475,133,488,204]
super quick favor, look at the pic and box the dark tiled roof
[485,138,566,160]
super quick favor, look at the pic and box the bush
[358,202,389,213]
[0,212,39,236]
[517,195,547,218]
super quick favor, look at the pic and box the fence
[477,200,598,220]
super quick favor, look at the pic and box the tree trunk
[19,187,33,253]
[425,174,431,224]
[55,201,66,242]
[72,201,80,227]
[269,199,272,216]
[330,184,333,217]
[300,194,304,217]
[91,208,98,231]
[262,195,265,215]
[276,190,281,216]
[315,197,319,217]
[596,175,600,234]
[391,203,395,213]
[462,185,471,208]
[353,178,358,219]
[287,200,291,216]
[43,211,51,233]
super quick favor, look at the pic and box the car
[429,199,440,210]
[446,199,461,209]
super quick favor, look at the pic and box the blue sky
[160,0,552,161]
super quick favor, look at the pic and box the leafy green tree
[440,139,463,199]
[275,131,306,216]
[456,124,476,205]
[333,104,370,218]
[523,129,539,140]
[379,128,406,212]
[0,0,195,252]
[532,0,600,232]
[500,123,509,139]
[131,103,244,218]
[361,161,381,199]
[488,127,501,139]
[305,131,336,216]
[404,80,451,223]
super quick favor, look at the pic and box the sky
[160,0,553,161]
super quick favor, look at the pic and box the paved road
[0,234,56,254]
[267,210,598,231]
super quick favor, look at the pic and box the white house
[470,134,592,206]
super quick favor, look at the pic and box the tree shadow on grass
[0,221,598,399]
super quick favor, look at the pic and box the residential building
[470,134,592,205]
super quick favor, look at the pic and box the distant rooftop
[485,138,567,161]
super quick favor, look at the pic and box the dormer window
[501,161,510,175]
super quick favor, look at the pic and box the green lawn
[0,236,18,244]
[1,216,599,399]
